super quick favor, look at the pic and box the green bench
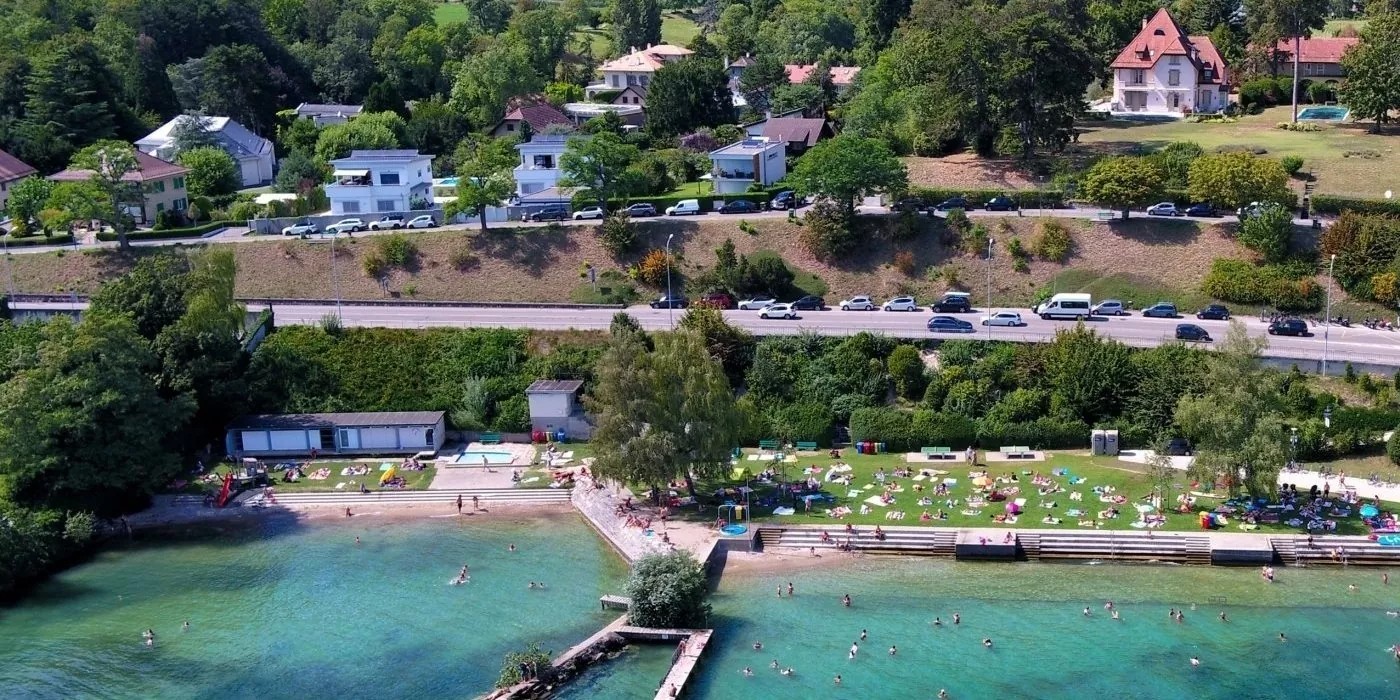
[1093,211,1115,222]
[795,441,818,452]
[758,439,780,451]
[1001,445,1034,459]
[920,446,958,461]
[480,432,502,445]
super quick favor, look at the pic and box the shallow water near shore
[0,514,627,699]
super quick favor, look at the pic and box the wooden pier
[611,628,713,700]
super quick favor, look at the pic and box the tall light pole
[1323,253,1335,376]
[665,233,675,329]
[331,232,342,321]
[986,236,994,341]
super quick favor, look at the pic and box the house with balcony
[324,150,434,216]
[742,113,833,155]
[49,151,189,226]
[513,134,574,198]
[0,148,37,214]
[136,115,275,187]
[708,138,786,195]
[1262,36,1359,83]
[586,44,693,98]
[1110,9,1227,116]
[294,103,364,126]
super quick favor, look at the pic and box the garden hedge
[907,187,1066,209]
[1312,195,1400,216]
[603,186,791,213]
[1201,259,1323,311]
[96,221,233,242]
[1,234,75,248]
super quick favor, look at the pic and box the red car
[698,292,736,309]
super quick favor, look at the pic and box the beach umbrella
[972,476,993,488]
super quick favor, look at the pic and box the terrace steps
[1289,536,1400,566]
[763,526,959,557]
[1018,533,1042,560]
[1184,536,1212,565]
[1035,532,1191,563]
[1271,537,1298,566]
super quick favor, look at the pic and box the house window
[379,172,400,185]
[610,75,619,87]
[1169,56,1180,65]
[1130,69,1145,84]
[506,123,515,131]
[173,177,185,189]
[153,181,166,193]
[376,200,396,212]
[1168,69,1180,86]
[533,155,554,169]
[343,201,360,213]
[173,198,187,211]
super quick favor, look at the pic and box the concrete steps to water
[261,488,571,507]
[1271,537,1298,566]
[763,526,959,557]
[1036,533,1191,563]
[1018,533,1042,560]
[1289,536,1400,566]
[1184,537,1212,565]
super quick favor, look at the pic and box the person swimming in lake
[1190,656,1200,667]
[842,594,851,607]
[1111,610,1120,620]
[781,667,794,677]
[932,617,943,626]
[860,629,867,641]
[509,544,516,552]
[834,675,842,685]
[982,638,993,648]
[939,691,949,700]
[742,667,753,677]
[787,582,794,596]
[953,612,961,625]
[888,645,897,656]
[1279,633,1287,642]
[753,641,763,651]
[849,642,858,659]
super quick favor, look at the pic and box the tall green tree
[1187,152,1292,211]
[169,114,220,152]
[1244,0,1331,121]
[3,177,54,236]
[1237,202,1295,262]
[995,0,1092,159]
[737,54,790,115]
[449,137,518,232]
[1042,325,1134,425]
[176,147,241,198]
[559,133,642,210]
[678,307,756,386]
[66,141,143,251]
[645,58,734,138]
[1340,12,1400,133]
[1079,156,1166,220]
[611,0,662,54]
[449,38,545,128]
[586,330,741,497]
[168,44,290,135]
[624,551,711,628]
[17,39,126,171]
[789,134,908,219]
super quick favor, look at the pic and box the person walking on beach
[456,495,463,514]
[472,495,479,511]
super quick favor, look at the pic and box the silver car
[1092,299,1126,316]
[839,295,877,311]
[738,296,777,310]
[883,296,918,312]
[981,311,1024,326]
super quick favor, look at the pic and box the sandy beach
[122,498,576,532]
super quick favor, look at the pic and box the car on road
[1141,302,1179,318]
[1185,203,1217,217]
[882,296,919,312]
[738,296,777,310]
[649,294,688,309]
[1146,202,1180,217]
[324,218,365,234]
[984,196,1018,212]
[698,292,735,309]
[1237,201,1265,219]
[1091,299,1127,316]
[622,203,657,218]
[572,206,605,220]
[934,197,970,211]
[406,215,437,229]
[770,190,799,210]
[928,315,974,333]
[839,295,877,311]
[1164,438,1193,456]
[791,295,826,311]
[665,199,701,216]
[369,215,406,230]
[931,292,973,313]
[527,205,570,222]
[760,303,796,319]
[981,311,1024,326]
[717,199,760,214]
[281,220,318,236]
[1196,304,1231,320]
[1175,323,1212,342]
[890,198,927,213]
[1268,318,1310,336]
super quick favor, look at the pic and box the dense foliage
[625,551,711,629]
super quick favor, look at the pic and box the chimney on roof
[1142,17,1147,29]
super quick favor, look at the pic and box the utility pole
[665,233,675,329]
[1323,253,1335,376]
[986,236,994,341]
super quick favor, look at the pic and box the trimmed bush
[95,221,232,242]
[770,402,836,446]
[1281,156,1304,176]
[1312,195,1400,216]
[909,410,977,448]
[1,233,74,247]
[1032,219,1073,262]
[1200,258,1323,310]
[977,417,1089,449]
[849,407,914,450]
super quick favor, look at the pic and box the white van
[1034,293,1092,320]
[665,199,701,216]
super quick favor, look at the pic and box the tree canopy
[1078,156,1166,220]
[625,551,711,629]
[559,133,641,209]
[1187,152,1292,211]
[644,58,734,138]
[789,134,908,219]
[1340,12,1400,132]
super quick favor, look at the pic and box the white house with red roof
[1110,9,1228,116]
[586,44,693,98]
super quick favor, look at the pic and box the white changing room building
[225,411,447,458]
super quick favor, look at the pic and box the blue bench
[795,441,818,452]
[480,432,502,445]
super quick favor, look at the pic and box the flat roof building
[226,411,446,457]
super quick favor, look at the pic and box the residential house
[1109,9,1228,116]
[490,96,573,138]
[709,138,786,195]
[324,150,434,216]
[0,148,37,215]
[610,85,648,108]
[1265,37,1360,83]
[294,103,364,126]
[136,115,276,188]
[586,44,693,97]
[513,133,576,198]
[784,64,861,91]
[49,151,189,226]
[741,114,833,155]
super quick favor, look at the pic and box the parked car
[770,190,799,210]
[791,295,826,311]
[1164,438,1193,456]
[1036,293,1092,320]
[281,220,318,236]
[324,218,365,234]
[839,295,877,311]
[527,205,570,222]
[1268,318,1310,336]
[717,199,759,214]
[882,296,918,312]
[1175,323,1212,342]
[1146,202,1179,217]
[1237,201,1265,219]
[984,196,1018,212]
[649,294,688,309]
[573,206,605,220]
[622,203,657,217]
[1091,299,1127,316]
[369,215,406,230]
[665,199,701,216]
[1196,304,1231,320]
[405,215,437,229]
[698,292,735,309]
[1141,302,1179,318]
[931,292,973,313]
[928,315,974,333]
[759,303,796,319]
[1185,203,1217,217]
[981,311,1024,326]
[738,296,777,310]
[890,198,927,213]
[934,197,970,211]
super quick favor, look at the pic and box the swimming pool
[453,450,515,465]
[1297,105,1349,121]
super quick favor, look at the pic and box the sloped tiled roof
[136,115,273,160]
[599,44,693,73]
[0,148,37,181]
[1110,9,1226,85]
[758,118,831,148]
[784,64,862,86]
[501,96,572,131]
[50,151,189,183]
[1269,36,1360,64]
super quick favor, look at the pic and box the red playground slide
[215,473,235,508]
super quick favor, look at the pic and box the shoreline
[119,499,578,533]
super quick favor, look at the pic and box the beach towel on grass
[864,495,891,507]
[913,474,927,481]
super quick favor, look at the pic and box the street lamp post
[1289,426,1299,469]
[1323,253,1335,376]
[331,232,342,321]
[665,233,675,329]
[986,236,994,341]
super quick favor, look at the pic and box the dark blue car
[928,316,974,333]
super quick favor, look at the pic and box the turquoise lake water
[0,514,627,699]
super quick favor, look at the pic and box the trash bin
[554,429,567,443]
[1091,430,1106,456]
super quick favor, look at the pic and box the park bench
[479,432,502,445]
[758,439,780,451]
[920,446,958,461]
[795,441,818,452]
[1093,211,1115,222]
[1001,445,1034,459]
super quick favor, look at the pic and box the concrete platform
[1208,532,1276,565]
[985,451,1046,462]
[954,528,1019,560]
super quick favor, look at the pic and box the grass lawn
[1323,18,1368,36]
[1044,267,1219,313]
[434,2,469,25]
[170,460,437,495]
[660,181,714,198]
[1077,106,1399,199]
[573,12,701,62]
[668,449,1378,535]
